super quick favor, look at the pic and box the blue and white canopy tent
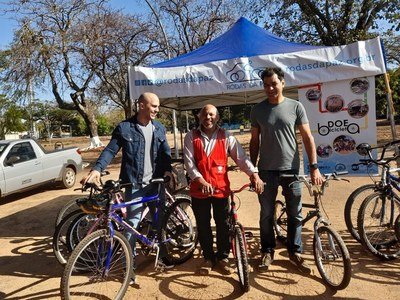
[128,17,386,111]
[128,17,391,167]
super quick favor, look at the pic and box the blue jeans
[124,184,166,257]
[258,170,303,254]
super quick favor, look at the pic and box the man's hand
[195,177,214,196]
[250,172,264,194]
[80,170,101,185]
[310,168,324,185]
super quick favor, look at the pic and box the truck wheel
[61,167,76,188]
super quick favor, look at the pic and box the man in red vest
[184,104,264,275]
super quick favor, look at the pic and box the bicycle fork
[314,220,340,260]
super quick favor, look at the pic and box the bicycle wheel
[232,223,249,292]
[274,200,287,244]
[61,229,133,300]
[344,184,376,242]
[395,214,400,242]
[66,213,99,253]
[313,225,352,290]
[160,196,198,265]
[55,198,82,226]
[357,192,400,260]
[53,209,85,265]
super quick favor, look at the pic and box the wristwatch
[309,163,319,170]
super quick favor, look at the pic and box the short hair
[260,67,285,81]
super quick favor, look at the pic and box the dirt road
[1,129,400,299]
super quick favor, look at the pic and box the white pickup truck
[0,139,83,197]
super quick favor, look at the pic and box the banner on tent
[129,37,386,100]
[299,76,378,175]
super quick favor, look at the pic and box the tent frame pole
[383,72,399,168]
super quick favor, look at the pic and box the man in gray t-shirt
[250,67,323,274]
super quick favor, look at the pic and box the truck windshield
[0,143,9,156]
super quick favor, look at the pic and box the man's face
[263,73,284,101]
[199,106,219,131]
[140,95,160,120]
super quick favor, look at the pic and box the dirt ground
[1,124,400,300]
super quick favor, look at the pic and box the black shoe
[258,252,274,272]
[198,259,215,275]
[216,258,233,275]
[289,253,311,274]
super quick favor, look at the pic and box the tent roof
[152,17,319,68]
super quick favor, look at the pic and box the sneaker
[289,253,311,274]
[130,276,139,286]
[258,252,273,271]
[155,259,174,271]
[198,259,215,275]
[216,258,233,275]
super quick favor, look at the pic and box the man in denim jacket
[82,92,172,271]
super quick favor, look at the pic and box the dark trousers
[192,196,230,262]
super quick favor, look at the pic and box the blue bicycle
[60,178,197,300]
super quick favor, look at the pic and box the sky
[0,0,145,49]
[0,0,147,101]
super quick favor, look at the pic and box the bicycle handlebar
[281,172,349,196]
[352,139,400,170]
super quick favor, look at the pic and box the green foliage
[97,115,113,136]
[0,94,28,139]
[376,69,400,118]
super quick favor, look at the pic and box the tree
[145,0,239,57]
[82,10,164,119]
[246,0,400,46]
[0,94,27,139]
[2,0,157,146]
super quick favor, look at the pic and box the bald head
[137,92,160,124]
[199,104,219,117]
[198,104,219,134]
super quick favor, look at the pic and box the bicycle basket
[76,194,109,214]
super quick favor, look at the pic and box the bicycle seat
[356,143,371,156]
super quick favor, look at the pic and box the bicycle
[355,143,400,260]
[60,177,197,300]
[53,175,192,265]
[344,140,400,242]
[227,183,256,293]
[54,171,111,227]
[274,172,352,290]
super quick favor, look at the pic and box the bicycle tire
[60,229,133,300]
[66,212,98,254]
[344,184,376,242]
[395,214,400,242]
[52,209,85,265]
[274,200,287,244]
[313,225,352,290]
[55,197,82,226]
[160,196,198,265]
[357,191,400,260]
[232,223,250,292]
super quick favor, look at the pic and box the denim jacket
[92,117,172,185]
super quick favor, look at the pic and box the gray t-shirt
[250,97,309,171]
[138,122,154,184]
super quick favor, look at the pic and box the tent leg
[172,109,179,159]
[383,73,399,168]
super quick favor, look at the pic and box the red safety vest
[190,128,230,198]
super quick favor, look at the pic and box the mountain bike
[354,143,400,260]
[274,172,352,290]
[344,140,400,242]
[53,175,192,265]
[227,183,255,292]
[60,177,197,300]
